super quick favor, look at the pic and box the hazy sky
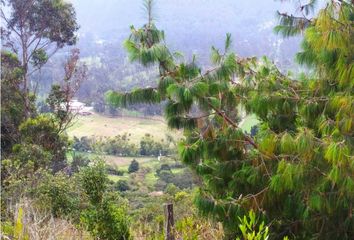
[70,0,295,37]
[68,0,319,64]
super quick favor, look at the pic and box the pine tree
[107,1,353,239]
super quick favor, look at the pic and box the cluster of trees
[155,164,195,190]
[0,1,130,239]
[73,133,175,157]
[114,159,196,194]
[107,0,353,239]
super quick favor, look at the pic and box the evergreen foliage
[128,159,140,173]
[107,0,353,239]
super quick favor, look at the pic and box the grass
[144,172,158,187]
[104,155,155,167]
[108,174,129,182]
[67,113,178,143]
[108,160,160,185]
[78,152,160,183]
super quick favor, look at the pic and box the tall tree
[0,51,35,157]
[46,48,87,133]
[1,0,79,117]
[107,0,353,239]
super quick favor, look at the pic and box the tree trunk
[22,38,30,118]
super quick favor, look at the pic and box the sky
[67,0,321,66]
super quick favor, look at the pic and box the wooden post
[164,203,174,240]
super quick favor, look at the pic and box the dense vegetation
[72,133,175,157]
[107,0,353,239]
[1,0,353,239]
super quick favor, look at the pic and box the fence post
[164,203,174,240]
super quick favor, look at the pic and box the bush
[155,168,195,191]
[106,164,124,176]
[156,164,171,175]
[128,159,139,173]
[79,160,130,239]
[79,160,108,205]
[115,180,130,192]
[35,172,81,220]
[18,114,68,171]
[72,136,92,152]
[80,197,130,240]
[171,169,195,189]
[164,183,179,196]
[236,210,269,240]
[71,154,90,173]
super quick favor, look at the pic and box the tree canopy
[1,0,79,116]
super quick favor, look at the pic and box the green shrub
[106,164,124,176]
[115,180,130,192]
[236,210,269,240]
[72,136,92,152]
[19,114,68,171]
[35,172,81,220]
[79,160,131,239]
[164,183,179,196]
[102,133,139,156]
[171,169,195,189]
[156,163,171,175]
[71,154,90,173]
[128,159,139,173]
[80,197,130,240]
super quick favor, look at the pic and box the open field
[67,112,258,184]
[72,151,161,183]
[67,113,183,185]
[71,151,156,168]
[67,113,179,143]
[67,112,257,144]
[107,156,161,184]
[104,155,155,167]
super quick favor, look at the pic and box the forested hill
[70,0,301,65]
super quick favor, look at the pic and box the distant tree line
[72,133,175,157]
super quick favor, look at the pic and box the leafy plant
[236,210,269,240]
